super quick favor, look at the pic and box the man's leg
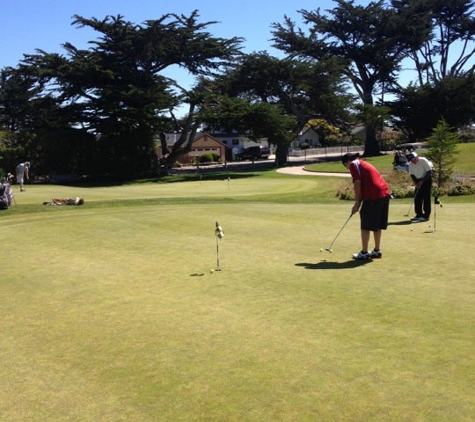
[354,201,376,259]
[352,229,372,259]
[373,230,382,250]
[421,180,432,219]
[370,197,388,258]
[361,229,370,252]
[414,189,423,217]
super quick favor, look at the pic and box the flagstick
[215,235,221,271]
[214,221,224,271]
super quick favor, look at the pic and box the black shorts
[360,196,390,231]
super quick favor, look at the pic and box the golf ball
[410,228,414,231]
[329,249,333,253]
[320,248,323,252]
[210,269,214,273]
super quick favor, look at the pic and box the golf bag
[0,182,14,210]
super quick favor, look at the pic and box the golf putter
[405,189,418,216]
[325,213,353,252]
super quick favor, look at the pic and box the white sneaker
[369,249,382,259]
[352,251,371,260]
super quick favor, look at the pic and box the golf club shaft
[405,189,418,216]
[327,214,353,250]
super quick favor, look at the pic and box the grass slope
[305,142,475,175]
[1,173,474,421]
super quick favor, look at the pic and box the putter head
[325,248,333,253]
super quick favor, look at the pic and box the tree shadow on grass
[296,260,373,270]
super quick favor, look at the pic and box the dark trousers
[415,178,432,219]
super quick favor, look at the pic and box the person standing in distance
[15,161,30,192]
[341,152,391,260]
[406,152,434,222]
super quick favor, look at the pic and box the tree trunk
[361,87,380,157]
[161,104,200,174]
[275,144,288,167]
[363,126,380,156]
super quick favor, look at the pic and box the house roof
[192,133,227,147]
[298,126,317,137]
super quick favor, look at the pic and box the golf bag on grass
[0,182,14,210]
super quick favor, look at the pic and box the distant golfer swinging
[15,161,30,192]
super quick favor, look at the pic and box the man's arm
[421,168,433,183]
[352,179,362,215]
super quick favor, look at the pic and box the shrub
[198,153,220,164]
[436,177,475,196]
[337,169,475,200]
[336,181,354,200]
[457,126,475,143]
[335,170,415,200]
[383,170,414,198]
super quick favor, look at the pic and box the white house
[292,126,321,148]
[157,129,270,162]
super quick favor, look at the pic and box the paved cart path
[276,166,351,177]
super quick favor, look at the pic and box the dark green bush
[198,153,220,163]
[336,169,475,200]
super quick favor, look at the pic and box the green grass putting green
[1,172,474,421]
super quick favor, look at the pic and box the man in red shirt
[342,152,391,259]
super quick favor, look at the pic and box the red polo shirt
[349,159,390,200]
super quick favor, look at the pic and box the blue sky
[0,0,341,63]
[1,1,471,94]
[0,0,353,89]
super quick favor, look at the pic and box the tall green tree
[387,75,475,140]
[271,0,430,156]
[71,12,242,179]
[199,94,295,166]
[220,53,352,126]
[207,52,352,164]
[426,119,459,188]
[392,0,475,84]
[2,11,243,180]
[0,65,78,173]
[386,0,475,140]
